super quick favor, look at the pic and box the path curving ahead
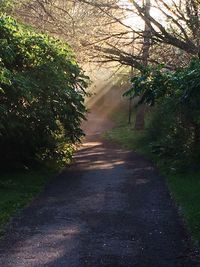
[0,110,198,267]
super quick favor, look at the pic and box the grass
[168,172,200,243]
[0,168,55,235]
[104,121,148,153]
[104,110,200,244]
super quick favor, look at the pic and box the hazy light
[119,0,171,29]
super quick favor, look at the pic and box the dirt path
[0,110,198,266]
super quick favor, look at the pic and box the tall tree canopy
[13,0,200,70]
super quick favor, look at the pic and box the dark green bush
[0,16,88,168]
[125,59,200,169]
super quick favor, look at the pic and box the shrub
[125,59,200,169]
[0,16,88,168]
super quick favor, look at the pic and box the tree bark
[135,0,151,130]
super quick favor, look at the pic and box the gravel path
[0,111,198,267]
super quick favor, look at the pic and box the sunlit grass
[104,109,200,244]
[0,169,55,235]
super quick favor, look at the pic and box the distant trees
[0,16,88,168]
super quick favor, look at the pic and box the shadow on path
[0,110,199,267]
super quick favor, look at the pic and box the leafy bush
[125,59,200,169]
[0,16,88,168]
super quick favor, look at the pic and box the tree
[12,0,200,132]
[14,0,123,64]
[13,0,200,69]
[134,0,151,130]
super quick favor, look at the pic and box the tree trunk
[134,0,151,130]
[135,104,146,130]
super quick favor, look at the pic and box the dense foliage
[125,59,200,169]
[0,16,88,168]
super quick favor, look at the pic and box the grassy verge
[0,168,55,235]
[104,110,200,244]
